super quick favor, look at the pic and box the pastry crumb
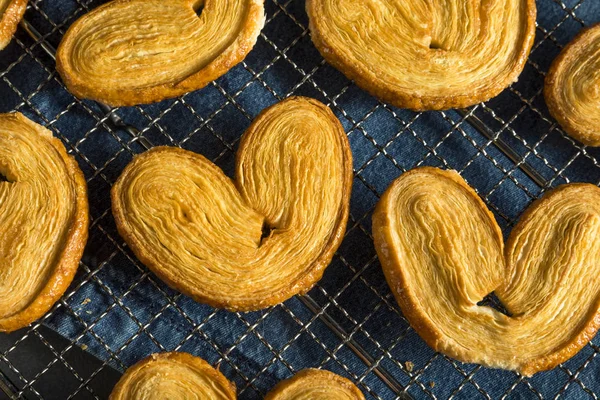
[81,298,91,305]
[429,381,435,388]
[80,344,88,351]
[405,361,414,372]
[85,310,92,315]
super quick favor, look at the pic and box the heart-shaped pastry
[373,167,600,375]
[111,97,352,311]
[110,352,364,400]
[0,113,88,332]
[0,0,27,50]
[264,369,364,400]
[306,0,536,111]
[545,24,600,147]
[56,0,265,106]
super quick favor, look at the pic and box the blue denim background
[2,0,600,399]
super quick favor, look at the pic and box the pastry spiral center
[123,362,231,399]
[544,24,600,147]
[558,44,600,135]
[264,369,364,400]
[109,353,235,400]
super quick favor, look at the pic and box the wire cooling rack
[2,0,600,399]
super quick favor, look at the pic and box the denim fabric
[2,0,600,399]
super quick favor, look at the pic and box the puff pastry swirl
[56,0,265,106]
[306,0,536,111]
[112,97,352,311]
[545,24,600,147]
[110,352,363,400]
[0,0,27,50]
[0,113,88,332]
[109,352,236,400]
[264,369,365,400]
[373,167,600,375]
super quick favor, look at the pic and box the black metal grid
[1,0,600,399]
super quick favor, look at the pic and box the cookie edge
[0,112,89,333]
[0,0,28,50]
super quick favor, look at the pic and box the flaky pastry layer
[264,369,365,400]
[56,0,265,106]
[110,352,364,400]
[0,0,27,50]
[306,0,536,111]
[0,113,88,332]
[545,23,600,147]
[111,97,352,311]
[373,167,600,375]
[109,352,236,400]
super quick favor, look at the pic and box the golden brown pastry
[0,113,88,332]
[373,167,600,376]
[56,0,265,106]
[264,369,365,400]
[545,24,600,147]
[306,0,536,111]
[109,352,236,400]
[0,0,27,50]
[111,97,352,311]
[110,353,363,400]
